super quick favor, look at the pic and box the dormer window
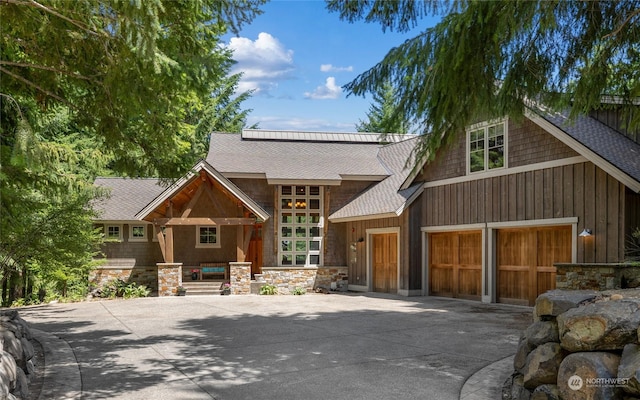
[467,120,507,174]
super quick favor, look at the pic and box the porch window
[105,225,122,241]
[196,226,220,248]
[279,185,323,266]
[467,120,507,174]
[129,225,147,242]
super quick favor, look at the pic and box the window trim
[278,185,323,267]
[128,224,148,242]
[105,224,123,242]
[466,119,508,175]
[196,225,221,249]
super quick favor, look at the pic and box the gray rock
[557,352,623,400]
[526,320,559,347]
[523,342,565,389]
[503,373,532,400]
[558,300,640,351]
[19,338,33,363]
[514,336,535,373]
[0,331,22,365]
[12,368,28,399]
[618,344,640,396]
[531,384,560,400]
[534,290,598,320]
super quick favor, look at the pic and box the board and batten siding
[423,161,627,263]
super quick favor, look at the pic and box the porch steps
[180,281,224,296]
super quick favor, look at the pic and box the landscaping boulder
[531,384,560,400]
[503,373,531,400]
[618,344,640,396]
[525,320,559,347]
[523,343,565,389]
[557,352,622,400]
[534,290,598,320]
[514,336,535,373]
[557,300,640,351]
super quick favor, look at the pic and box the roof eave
[525,108,640,193]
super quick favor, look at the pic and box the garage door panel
[429,231,481,301]
[498,226,571,306]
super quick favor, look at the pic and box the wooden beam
[153,217,255,226]
[236,225,245,262]
[155,225,166,262]
[181,183,205,218]
[165,226,174,263]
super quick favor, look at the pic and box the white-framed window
[467,120,507,174]
[129,224,147,242]
[105,224,123,241]
[196,225,220,248]
[278,185,323,267]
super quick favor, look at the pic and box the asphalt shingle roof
[540,110,640,184]
[328,137,422,221]
[206,132,391,181]
[93,178,166,220]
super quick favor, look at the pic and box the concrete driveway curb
[32,328,82,400]
[459,355,513,399]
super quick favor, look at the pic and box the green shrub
[259,284,278,295]
[98,279,149,299]
[292,287,306,295]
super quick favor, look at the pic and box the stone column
[229,262,251,295]
[157,263,183,296]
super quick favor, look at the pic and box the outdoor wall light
[579,228,593,237]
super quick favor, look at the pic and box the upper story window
[196,226,220,248]
[129,225,147,242]
[105,224,123,241]
[467,120,507,174]
[279,185,323,267]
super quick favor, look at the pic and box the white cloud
[304,77,342,100]
[320,64,353,73]
[226,32,295,95]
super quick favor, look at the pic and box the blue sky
[223,0,439,132]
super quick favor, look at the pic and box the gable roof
[134,160,270,222]
[399,108,640,193]
[93,178,165,221]
[93,161,270,222]
[328,137,423,222]
[526,108,640,193]
[206,131,396,184]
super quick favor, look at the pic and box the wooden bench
[199,262,229,280]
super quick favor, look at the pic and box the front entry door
[372,233,398,293]
[247,224,263,278]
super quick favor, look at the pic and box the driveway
[21,293,531,400]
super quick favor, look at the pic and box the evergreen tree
[327,0,640,158]
[356,81,409,134]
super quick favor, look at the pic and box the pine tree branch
[0,66,77,110]
[603,8,640,40]
[0,61,99,83]
[5,0,101,37]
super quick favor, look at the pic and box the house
[93,105,640,304]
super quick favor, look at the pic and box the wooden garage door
[497,226,571,306]
[429,231,482,301]
[372,233,398,293]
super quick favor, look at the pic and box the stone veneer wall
[89,265,158,293]
[230,262,251,295]
[556,263,640,291]
[260,266,348,294]
[157,263,182,296]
